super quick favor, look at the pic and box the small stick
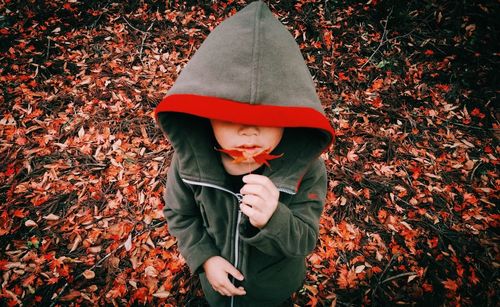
[46,37,51,60]
[360,8,393,69]
[381,272,417,284]
[139,22,154,65]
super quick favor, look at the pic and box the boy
[154,1,335,306]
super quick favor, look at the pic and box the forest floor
[0,0,499,306]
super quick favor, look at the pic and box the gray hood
[154,1,334,193]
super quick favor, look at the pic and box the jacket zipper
[181,178,295,307]
[181,179,242,307]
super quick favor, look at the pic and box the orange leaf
[0,259,7,270]
[306,295,318,307]
[13,209,27,218]
[215,147,245,162]
[252,150,283,167]
[323,31,332,50]
[338,72,349,81]
[370,78,384,90]
[337,266,357,289]
[22,274,36,286]
[442,278,458,291]
[216,147,283,167]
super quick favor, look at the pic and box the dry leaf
[82,269,95,279]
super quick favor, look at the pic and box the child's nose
[239,125,258,136]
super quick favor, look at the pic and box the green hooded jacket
[154,1,335,306]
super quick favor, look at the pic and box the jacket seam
[250,1,263,103]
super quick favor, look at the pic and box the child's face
[210,119,284,157]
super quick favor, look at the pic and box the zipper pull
[235,193,243,205]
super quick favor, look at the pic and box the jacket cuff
[240,202,290,242]
[185,242,220,275]
[239,214,260,237]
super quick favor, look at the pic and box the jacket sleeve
[239,158,327,257]
[163,154,220,274]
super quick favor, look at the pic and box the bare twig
[371,252,399,303]
[386,28,417,43]
[470,161,482,182]
[381,272,417,284]
[360,7,393,69]
[139,22,155,65]
[121,17,155,64]
[90,1,111,28]
[121,16,147,34]
[46,37,51,60]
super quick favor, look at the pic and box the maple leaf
[370,78,384,91]
[323,30,332,50]
[215,147,247,163]
[337,266,357,289]
[442,278,459,292]
[253,149,284,167]
[469,267,480,285]
[215,147,283,167]
[306,294,318,307]
[338,72,350,81]
[424,49,434,56]
[13,209,27,218]
[0,259,8,271]
[22,274,36,287]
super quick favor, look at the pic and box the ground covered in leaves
[1,0,498,306]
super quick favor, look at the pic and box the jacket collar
[170,118,324,194]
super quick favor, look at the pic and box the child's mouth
[215,146,284,167]
[236,145,261,151]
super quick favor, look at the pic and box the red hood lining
[155,94,335,148]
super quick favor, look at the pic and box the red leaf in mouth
[215,147,284,167]
[215,147,247,163]
[252,149,284,167]
[215,147,245,158]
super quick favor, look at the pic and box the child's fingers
[220,269,246,296]
[242,175,279,198]
[224,283,246,296]
[241,194,263,210]
[242,174,271,184]
[243,174,275,190]
[232,286,247,296]
[225,263,244,281]
[240,202,258,218]
[216,287,231,297]
[240,183,272,199]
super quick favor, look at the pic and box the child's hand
[240,174,280,229]
[203,256,246,297]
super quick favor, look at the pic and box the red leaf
[0,259,7,271]
[442,278,458,291]
[13,209,27,218]
[338,72,349,81]
[215,147,283,167]
[370,79,384,90]
[469,267,480,285]
[215,147,245,159]
[215,147,247,164]
[252,150,284,167]
[370,96,383,108]
[323,31,332,50]
[337,266,357,289]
